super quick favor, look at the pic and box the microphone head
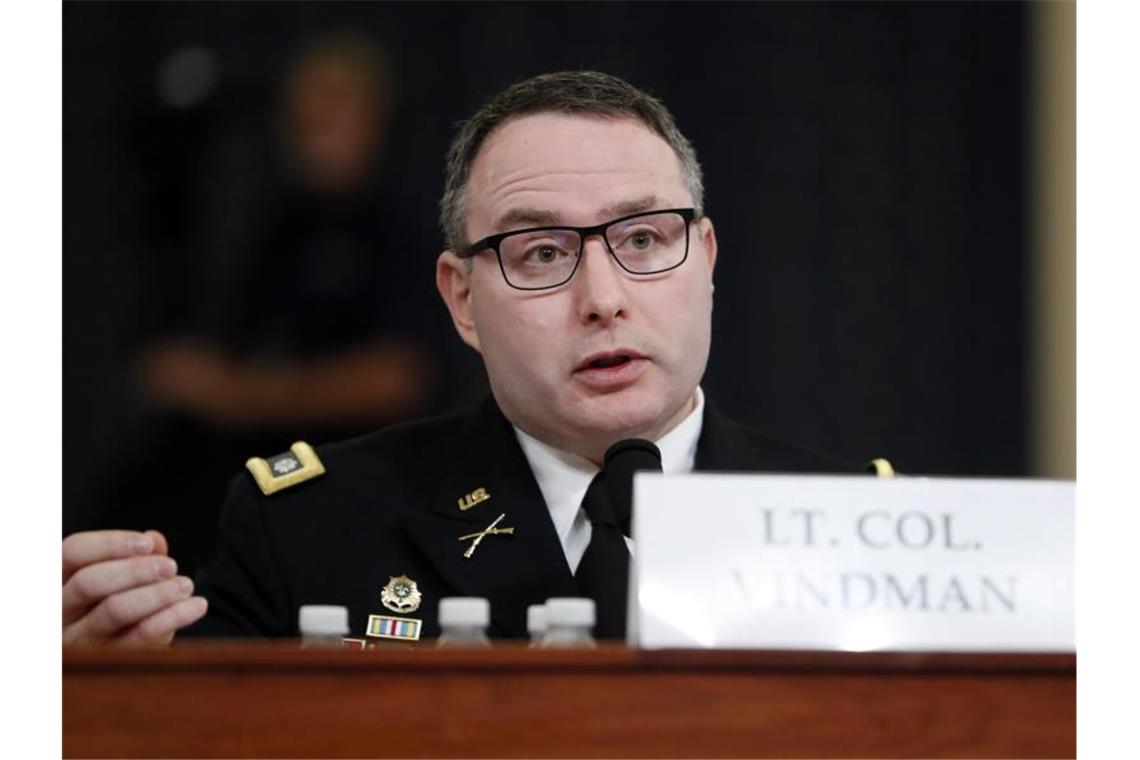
[603,438,662,470]
[602,439,662,537]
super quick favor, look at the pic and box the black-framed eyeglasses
[458,208,698,291]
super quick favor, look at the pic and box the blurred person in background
[142,31,433,430]
[84,31,445,575]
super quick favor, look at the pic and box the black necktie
[574,439,663,639]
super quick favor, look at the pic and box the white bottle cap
[298,605,349,636]
[438,597,490,627]
[526,604,547,635]
[544,597,595,628]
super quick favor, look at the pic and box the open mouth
[574,350,647,388]
[587,354,632,369]
[577,350,644,373]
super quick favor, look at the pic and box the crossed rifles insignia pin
[459,513,515,559]
[455,486,515,559]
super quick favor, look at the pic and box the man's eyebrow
[597,195,661,219]
[492,195,664,234]
[492,208,562,232]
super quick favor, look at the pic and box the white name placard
[630,474,1074,652]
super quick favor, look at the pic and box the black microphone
[602,439,663,537]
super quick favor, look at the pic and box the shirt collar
[513,388,705,541]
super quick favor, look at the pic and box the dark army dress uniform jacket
[184,396,856,641]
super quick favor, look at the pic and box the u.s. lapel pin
[458,487,491,511]
[459,512,515,559]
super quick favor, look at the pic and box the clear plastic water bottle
[436,597,492,647]
[298,605,349,647]
[539,598,597,648]
[526,603,547,648]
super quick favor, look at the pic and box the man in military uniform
[62,71,857,647]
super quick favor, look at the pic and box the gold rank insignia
[866,457,896,478]
[245,442,325,495]
[380,574,422,613]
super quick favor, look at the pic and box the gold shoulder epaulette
[246,441,326,496]
[865,457,895,478]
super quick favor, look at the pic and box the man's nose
[575,235,626,325]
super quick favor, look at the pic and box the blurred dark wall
[64,1,1028,536]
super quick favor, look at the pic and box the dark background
[64,1,1028,566]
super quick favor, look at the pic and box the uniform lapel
[400,397,577,637]
[696,401,859,473]
[694,402,766,471]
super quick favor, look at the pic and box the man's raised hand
[62,530,207,646]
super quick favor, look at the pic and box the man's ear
[436,250,482,353]
[698,216,718,279]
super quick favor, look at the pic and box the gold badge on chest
[380,574,422,614]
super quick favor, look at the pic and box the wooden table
[63,643,1075,758]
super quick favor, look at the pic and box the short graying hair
[440,71,704,252]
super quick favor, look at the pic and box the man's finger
[63,576,195,646]
[62,554,179,624]
[114,596,209,648]
[62,530,163,582]
[144,529,169,558]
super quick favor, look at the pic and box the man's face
[437,113,717,462]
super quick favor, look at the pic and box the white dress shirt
[514,387,705,574]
